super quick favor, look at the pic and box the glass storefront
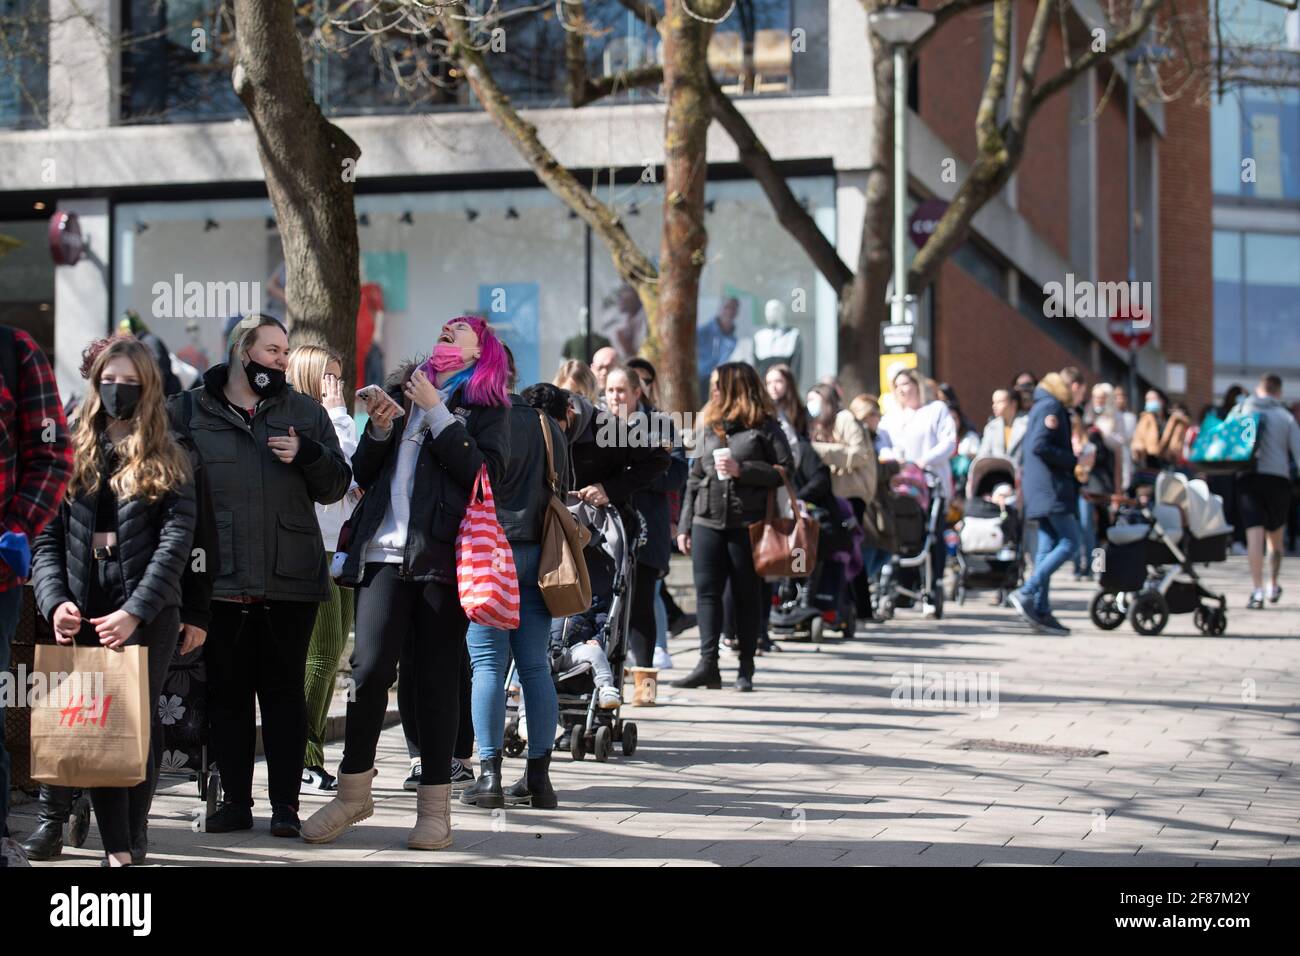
[0,218,56,354]
[112,175,836,397]
[0,0,49,129]
[117,0,830,124]
[1213,229,1300,373]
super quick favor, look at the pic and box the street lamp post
[868,6,936,328]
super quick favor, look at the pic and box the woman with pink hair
[302,316,510,851]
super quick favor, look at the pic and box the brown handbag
[535,411,593,617]
[749,465,820,578]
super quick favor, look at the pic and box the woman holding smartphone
[286,346,361,794]
[31,337,197,867]
[302,316,510,851]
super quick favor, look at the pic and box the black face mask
[243,356,286,399]
[99,383,142,421]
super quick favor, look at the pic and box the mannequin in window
[754,299,802,381]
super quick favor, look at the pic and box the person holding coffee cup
[674,362,795,693]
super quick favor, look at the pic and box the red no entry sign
[1109,305,1152,350]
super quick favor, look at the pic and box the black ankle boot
[22,785,75,861]
[671,658,722,689]
[503,752,558,809]
[460,756,504,809]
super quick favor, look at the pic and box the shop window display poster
[363,251,409,312]
[478,282,540,389]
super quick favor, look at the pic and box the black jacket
[630,401,688,574]
[32,434,198,629]
[570,407,672,507]
[495,394,569,545]
[793,437,835,513]
[168,365,352,603]
[339,382,510,587]
[679,417,796,533]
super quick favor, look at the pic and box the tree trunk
[840,21,894,397]
[231,0,359,374]
[656,1,722,414]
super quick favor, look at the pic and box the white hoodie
[316,405,361,552]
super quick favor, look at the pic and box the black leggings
[400,634,473,763]
[206,599,317,809]
[341,564,466,785]
[74,608,178,855]
[692,524,761,675]
[627,563,660,668]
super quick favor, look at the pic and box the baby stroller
[950,455,1025,605]
[769,496,862,641]
[1090,471,1232,635]
[876,464,948,620]
[503,499,640,763]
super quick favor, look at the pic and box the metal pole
[584,223,593,361]
[892,42,907,325]
[1126,53,1138,407]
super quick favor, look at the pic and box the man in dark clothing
[1007,373,1079,636]
[0,326,73,867]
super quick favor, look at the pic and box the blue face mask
[1144,401,1162,414]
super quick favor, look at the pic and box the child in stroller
[951,455,1025,605]
[876,464,949,619]
[505,499,640,763]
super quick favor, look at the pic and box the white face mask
[806,396,822,420]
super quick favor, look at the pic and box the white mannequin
[754,299,802,380]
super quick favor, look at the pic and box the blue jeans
[1075,494,1096,574]
[1019,513,1082,617]
[465,542,558,760]
[0,586,23,842]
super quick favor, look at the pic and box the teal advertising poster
[362,251,409,312]
[478,282,540,388]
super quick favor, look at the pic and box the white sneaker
[1231,542,1248,556]
[653,647,673,670]
[597,685,622,709]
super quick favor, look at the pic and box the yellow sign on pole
[879,352,918,396]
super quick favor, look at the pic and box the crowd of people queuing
[0,314,1297,866]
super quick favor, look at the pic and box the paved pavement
[15,555,1300,866]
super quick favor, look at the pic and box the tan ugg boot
[630,667,659,706]
[301,770,374,844]
[408,784,453,850]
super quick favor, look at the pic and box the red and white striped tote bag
[456,465,521,630]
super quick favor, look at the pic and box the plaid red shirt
[0,327,73,591]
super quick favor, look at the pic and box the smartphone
[356,384,405,418]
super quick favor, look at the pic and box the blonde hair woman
[553,359,599,403]
[31,337,198,866]
[286,345,360,795]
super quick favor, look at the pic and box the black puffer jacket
[32,435,197,628]
[569,405,671,506]
[339,380,510,587]
[631,401,688,574]
[679,417,795,533]
[494,394,569,545]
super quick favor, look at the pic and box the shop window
[0,0,49,129]
[1214,229,1300,372]
[1212,85,1300,200]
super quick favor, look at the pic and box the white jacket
[316,405,361,552]
[879,400,958,498]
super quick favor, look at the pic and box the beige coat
[811,409,877,503]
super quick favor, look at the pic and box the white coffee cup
[712,447,732,479]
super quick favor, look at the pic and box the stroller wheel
[569,725,587,761]
[1195,605,1228,636]
[809,616,825,642]
[1090,591,1125,631]
[593,726,612,763]
[1128,590,1169,636]
[621,722,638,757]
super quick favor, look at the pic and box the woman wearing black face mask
[31,338,197,867]
[165,314,352,838]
